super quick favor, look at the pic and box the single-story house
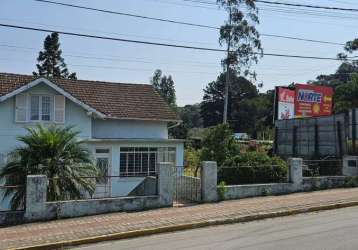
[0,72,184,208]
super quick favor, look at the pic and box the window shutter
[15,94,27,122]
[54,95,65,123]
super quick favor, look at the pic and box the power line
[3,43,339,72]
[34,0,218,30]
[255,0,358,12]
[182,0,358,12]
[1,57,339,77]
[181,0,358,23]
[32,0,345,46]
[0,17,217,46]
[0,23,350,61]
[0,43,220,68]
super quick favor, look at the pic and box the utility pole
[223,6,232,124]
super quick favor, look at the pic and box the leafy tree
[179,104,203,129]
[201,72,258,132]
[151,69,176,107]
[201,124,240,166]
[0,125,98,209]
[170,104,204,139]
[217,0,262,123]
[334,74,358,113]
[231,92,274,138]
[217,0,262,77]
[309,38,358,113]
[184,147,201,177]
[169,123,188,140]
[33,32,77,79]
[310,62,358,89]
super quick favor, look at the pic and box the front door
[94,148,111,198]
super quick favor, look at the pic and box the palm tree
[0,125,98,209]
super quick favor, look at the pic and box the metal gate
[173,166,201,206]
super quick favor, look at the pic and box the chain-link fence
[302,159,343,177]
[218,164,288,185]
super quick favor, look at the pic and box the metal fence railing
[302,159,343,177]
[172,166,201,204]
[47,175,158,202]
[0,185,25,212]
[218,165,288,185]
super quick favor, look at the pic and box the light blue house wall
[0,80,184,208]
[0,83,92,155]
[87,140,184,197]
[92,119,168,139]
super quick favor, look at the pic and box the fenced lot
[1,157,357,226]
[173,166,201,204]
[275,114,346,158]
[302,159,343,177]
[218,165,288,185]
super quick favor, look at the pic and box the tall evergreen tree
[217,0,263,123]
[33,32,77,79]
[200,71,275,137]
[150,69,176,107]
[201,72,258,128]
[217,0,262,77]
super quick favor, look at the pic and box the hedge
[218,152,288,185]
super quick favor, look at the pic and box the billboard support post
[292,126,297,156]
[274,127,278,154]
[337,121,343,157]
[352,108,356,154]
[314,124,319,158]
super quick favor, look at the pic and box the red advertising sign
[294,84,333,118]
[277,87,295,120]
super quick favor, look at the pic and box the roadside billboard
[277,87,295,120]
[294,84,333,118]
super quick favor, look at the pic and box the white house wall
[92,119,168,139]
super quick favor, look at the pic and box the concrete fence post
[25,175,47,220]
[342,155,358,176]
[201,161,218,202]
[288,158,303,187]
[158,162,174,206]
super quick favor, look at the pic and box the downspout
[168,120,182,129]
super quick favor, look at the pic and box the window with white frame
[119,147,176,177]
[30,95,53,121]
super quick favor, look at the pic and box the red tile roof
[0,72,179,121]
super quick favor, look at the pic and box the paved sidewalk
[1,188,358,250]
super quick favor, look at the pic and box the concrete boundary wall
[0,211,24,226]
[207,158,356,201]
[22,162,173,222]
[302,176,349,191]
[223,183,297,200]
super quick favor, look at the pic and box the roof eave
[102,116,181,123]
[0,77,107,119]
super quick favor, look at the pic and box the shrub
[184,147,201,177]
[217,181,228,201]
[200,124,240,166]
[218,152,288,185]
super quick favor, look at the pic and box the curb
[13,200,358,250]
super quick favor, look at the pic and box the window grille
[119,147,176,177]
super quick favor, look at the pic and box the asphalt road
[75,206,358,250]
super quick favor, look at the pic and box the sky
[0,0,357,106]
